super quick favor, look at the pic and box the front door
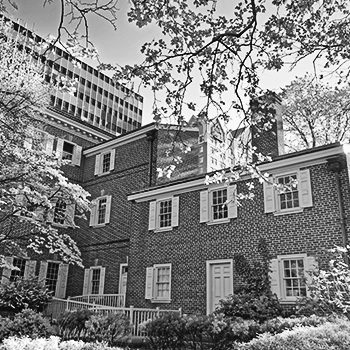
[207,260,233,314]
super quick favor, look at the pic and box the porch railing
[68,294,125,307]
[45,297,182,337]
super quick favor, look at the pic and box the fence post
[156,307,160,317]
[130,305,134,325]
[66,298,69,311]
[88,294,90,304]
[179,308,182,317]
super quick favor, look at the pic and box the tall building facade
[2,15,144,136]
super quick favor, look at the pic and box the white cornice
[83,124,157,157]
[44,109,112,141]
[128,144,345,203]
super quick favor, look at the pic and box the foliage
[0,277,52,312]
[234,317,350,350]
[0,19,91,267]
[0,336,119,350]
[58,310,131,345]
[215,238,283,322]
[0,309,53,341]
[142,312,332,350]
[296,246,350,317]
[281,75,350,152]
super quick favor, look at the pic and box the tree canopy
[0,20,90,268]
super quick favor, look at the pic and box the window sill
[206,219,230,226]
[97,171,112,177]
[273,208,303,216]
[279,299,298,304]
[90,223,107,228]
[151,299,171,304]
[153,227,173,233]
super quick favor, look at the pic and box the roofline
[128,143,345,203]
[83,122,157,156]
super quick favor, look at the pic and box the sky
[8,0,312,126]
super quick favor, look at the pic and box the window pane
[159,200,172,228]
[211,189,228,220]
[46,262,60,294]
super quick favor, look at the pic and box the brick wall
[127,159,350,314]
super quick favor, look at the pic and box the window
[10,258,26,281]
[47,198,75,227]
[39,261,69,298]
[89,195,112,226]
[83,267,106,295]
[145,264,171,303]
[200,185,237,224]
[270,254,317,302]
[24,128,54,156]
[263,169,313,215]
[56,139,82,166]
[1,258,36,285]
[94,150,115,175]
[148,197,179,231]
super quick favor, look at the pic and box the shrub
[0,336,120,350]
[58,310,131,345]
[234,317,350,350]
[0,309,53,341]
[0,277,52,313]
[296,246,350,317]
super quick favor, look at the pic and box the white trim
[119,263,128,295]
[206,259,233,315]
[84,124,156,157]
[128,145,344,203]
[151,263,172,303]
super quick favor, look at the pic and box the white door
[119,264,128,306]
[207,261,233,314]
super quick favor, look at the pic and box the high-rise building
[1,15,144,136]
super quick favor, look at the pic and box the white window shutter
[228,185,238,219]
[38,261,48,286]
[56,264,69,298]
[24,260,36,279]
[1,257,13,285]
[99,267,106,294]
[94,154,101,175]
[89,202,97,226]
[83,268,90,295]
[200,190,209,223]
[73,145,82,166]
[34,207,44,222]
[148,201,156,230]
[110,149,116,171]
[56,138,64,160]
[305,256,318,296]
[145,267,154,299]
[24,136,33,150]
[47,202,55,223]
[171,197,179,227]
[299,169,313,208]
[269,259,281,299]
[13,194,25,216]
[105,196,112,224]
[263,180,275,213]
[46,135,54,156]
[64,203,75,227]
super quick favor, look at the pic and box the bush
[0,336,120,350]
[0,277,52,313]
[58,310,131,345]
[234,317,350,350]
[0,309,53,341]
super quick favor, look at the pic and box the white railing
[45,298,182,337]
[69,294,125,307]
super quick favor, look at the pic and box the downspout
[327,157,349,266]
[146,131,156,187]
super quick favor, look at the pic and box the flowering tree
[281,75,350,152]
[0,20,90,268]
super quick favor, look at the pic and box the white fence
[69,294,125,307]
[45,297,182,337]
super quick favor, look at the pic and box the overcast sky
[10,1,312,126]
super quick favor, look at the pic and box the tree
[0,20,90,268]
[281,75,350,152]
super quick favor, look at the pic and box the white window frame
[148,197,179,232]
[270,253,317,303]
[263,169,313,216]
[94,149,116,176]
[56,138,82,166]
[83,266,106,295]
[145,263,172,303]
[200,185,237,225]
[89,195,112,227]
[24,128,54,156]
[47,198,75,228]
